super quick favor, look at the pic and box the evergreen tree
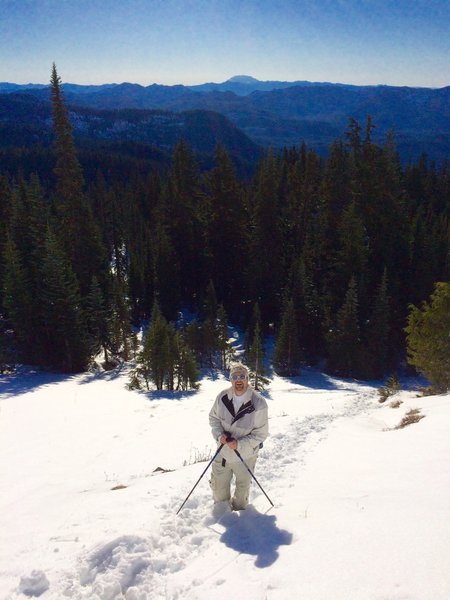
[405,282,450,392]
[90,175,126,278]
[329,200,369,312]
[321,140,351,228]
[183,319,205,365]
[50,64,85,204]
[409,207,449,308]
[200,280,221,367]
[183,288,232,370]
[273,297,302,376]
[138,301,171,390]
[172,330,200,391]
[37,227,90,372]
[244,301,262,354]
[119,185,152,322]
[0,177,12,308]
[2,235,35,362]
[216,303,232,370]
[0,315,15,373]
[202,279,219,322]
[85,276,111,363]
[7,181,34,273]
[108,274,135,361]
[150,220,180,319]
[364,268,391,378]
[327,277,361,378]
[24,175,50,272]
[166,322,177,391]
[346,118,362,161]
[161,141,207,305]
[283,148,322,259]
[287,253,323,362]
[282,154,305,261]
[202,318,218,368]
[50,64,107,296]
[205,146,247,316]
[248,150,283,322]
[247,305,268,390]
[132,301,199,391]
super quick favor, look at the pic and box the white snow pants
[210,454,257,510]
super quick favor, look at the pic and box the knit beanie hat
[229,362,249,380]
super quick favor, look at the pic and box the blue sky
[1,0,449,87]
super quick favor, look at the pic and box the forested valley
[1,67,448,387]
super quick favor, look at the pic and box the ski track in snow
[55,387,376,600]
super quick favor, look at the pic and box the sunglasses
[231,373,248,381]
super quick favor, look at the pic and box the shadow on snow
[0,369,76,398]
[219,505,292,568]
[270,365,381,393]
[0,363,130,398]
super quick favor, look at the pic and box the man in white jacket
[209,362,269,510]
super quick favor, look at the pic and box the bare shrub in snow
[395,408,425,429]
[183,446,212,466]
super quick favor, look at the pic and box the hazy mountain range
[1,75,449,165]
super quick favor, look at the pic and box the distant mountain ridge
[1,76,449,164]
[0,75,358,96]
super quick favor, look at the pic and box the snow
[0,365,449,599]
[17,571,49,597]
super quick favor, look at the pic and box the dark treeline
[1,68,449,380]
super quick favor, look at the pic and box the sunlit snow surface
[1,365,449,599]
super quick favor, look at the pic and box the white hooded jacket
[209,386,269,463]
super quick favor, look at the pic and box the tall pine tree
[37,227,90,372]
[247,303,267,390]
[327,277,361,378]
[2,235,35,362]
[364,268,391,378]
[205,146,247,317]
[273,297,302,376]
[50,64,107,297]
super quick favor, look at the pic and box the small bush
[378,374,400,403]
[389,399,403,408]
[378,388,390,403]
[417,385,445,397]
[126,370,142,390]
[394,408,425,429]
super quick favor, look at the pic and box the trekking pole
[234,449,274,507]
[176,444,224,515]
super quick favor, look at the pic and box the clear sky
[1,0,449,88]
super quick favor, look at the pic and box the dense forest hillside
[0,70,449,380]
[0,93,261,179]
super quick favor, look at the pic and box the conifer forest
[1,67,449,385]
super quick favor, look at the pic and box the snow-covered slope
[0,366,449,599]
